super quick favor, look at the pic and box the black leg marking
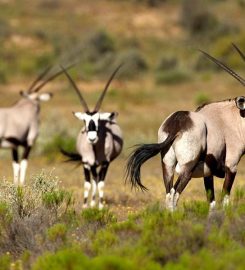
[12,148,19,163]
[22,146,32,160]
[222,167,236,196]
[174,169,193,194]
[90,165,98,206]
[91,166,98,182]
[84,167,91,182]
[98,162,109,206]
[99,162,109,182]
[204,176,215,203]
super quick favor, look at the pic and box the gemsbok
[0,64,72,185]
[126,45,245,211]
[61,65,123,209]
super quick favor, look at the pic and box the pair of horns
[27,62,76,94]
[200,43,245,86]
[61,64,123,112]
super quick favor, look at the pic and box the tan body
[0,92,52,186]
[61,64,123,209]
[0,64,74,185]
[0,98,40,148]
[160,100,245,180]
[127,97,245,211]
[127,45,245,211]
[77,119,123,166]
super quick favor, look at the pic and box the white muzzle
[87,131,98,143]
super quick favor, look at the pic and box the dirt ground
[1,153,245,221]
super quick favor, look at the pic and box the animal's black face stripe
[88,120,97,131]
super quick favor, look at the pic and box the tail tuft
[60,148,81,162]
[126,135,175,191]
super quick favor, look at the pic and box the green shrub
[0,18,11,40]
[93,229,118,254]
[113,49,148,79]
[42,190,73,215]
[0,253,11,270]
[81,208,117,225]
[165,248,245,270]
[0,202,12,228]
[41,133,76,161]
[47,223,67,242]
[195,92,210,106]
[183,201,209,218]
[156,56,178,71]
[32,248,90,270]
[155,69,191,85]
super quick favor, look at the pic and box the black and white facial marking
[235,96,245,111]
[74,111,116,144]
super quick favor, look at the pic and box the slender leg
[19,146,31,185]
[98,162,109,210]
[173,168,193,210]
[222,167,236,207]
[161,162,175,211]
[83,165,91,208]
[204,176,216,210]
[12,148,20,185]
[90,166,98,207]
[161,150,176,211]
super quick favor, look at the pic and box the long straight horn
[232,43,245,62]
[60,65,89,112]
[32,62,76,93]
[28,66,52,93]
[94,64,123,112]
[199,50,245,86]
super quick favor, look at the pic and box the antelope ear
[73,112,86,120]
[100,112,118,121]
[38,93,53,101]
[235,96,245,110]
[19,90,28,97]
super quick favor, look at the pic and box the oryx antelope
[61,66,123,209]
[126,45,245,211]
[0,65,72,185]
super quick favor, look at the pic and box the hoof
[99,202,104,210]
[90,200,96,208]
[222,195,230,208]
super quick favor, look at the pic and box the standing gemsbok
[126,45,245,211]
[61,66,123,209]
[0,65,72,185]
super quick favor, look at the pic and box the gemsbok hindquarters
[0,65,72,185]
[61,66,123,209]
[126,45,245,211]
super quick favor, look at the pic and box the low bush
[0,253,11,270]
[112,49,148,79]
[0,172,74,256]
[195,91,211,106]
[32,248,89,270]
[81,208,117,226]
[156,56,178,71]
[47,223,68,242]
[155,69,191,85]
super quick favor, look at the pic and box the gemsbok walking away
[0,65,72,185]
[61,65,123,209]
[126,44,245,211]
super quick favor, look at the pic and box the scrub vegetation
[1,175,245,269]
[0,0,245,269]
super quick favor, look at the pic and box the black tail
[126,135,175,191]
[60,148,81,163]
